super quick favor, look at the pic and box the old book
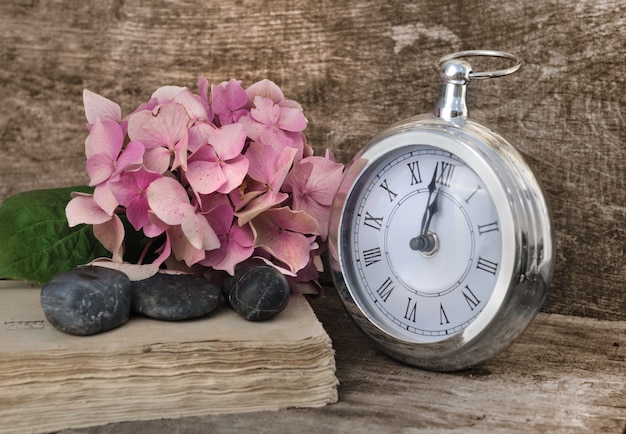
[0,280,338,434]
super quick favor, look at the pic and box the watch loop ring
[435,50,522,80]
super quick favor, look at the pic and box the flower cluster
[66,78,343,285]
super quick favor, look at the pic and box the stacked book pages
[0,281,338,434]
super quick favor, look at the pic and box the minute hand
[419,168,440,236]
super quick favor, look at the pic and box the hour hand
[419,181,439,235]
[410,167,440,252]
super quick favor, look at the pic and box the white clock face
[343,145,505,342]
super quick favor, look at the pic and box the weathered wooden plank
[55,287,626,434]
[0,0,624,321]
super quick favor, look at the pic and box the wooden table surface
[56,286,626,434]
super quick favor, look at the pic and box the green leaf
[0,187,111,283]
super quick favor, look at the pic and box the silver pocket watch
[329,50,555,371]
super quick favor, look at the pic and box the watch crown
[434,60,471,121]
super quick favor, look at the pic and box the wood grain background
[0,0,624,319]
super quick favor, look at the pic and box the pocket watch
[328,50,555,371]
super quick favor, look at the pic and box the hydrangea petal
[186,159,226,195]
[144,211,169,238]
[277,106,307,132]
[307,160,344,205]
[168,225,206,266]
[93,183,118,216]
[197,76,213,121]
[151,86,188,102]
[128,102,189,149]
[89,259,160,281]
[216,155,248,194]
[147,177,190,225]
[83,89,122,125]
[268,206,319,234]
[245,79,285,105]
[180,206,220,251]
[188,122,215,153]
[114,140,145,175]
[250,96,280,126]
[65,194,111,227]
[203,223,254,275]
[110,167,161,231]
[201,204,254,275]
[283,156,344,239]
[250,207,318,273]
[235,190,289,225]
[86,153,115,186]
[85,119,123,160]
[93,214,125,262]
[149,87,208,120]
[171,131,189,171]
[259,127,294,150]
[245,142,296,185]
[173,88,209,121]
[211,79,248,125]
[143,147,171,174]
[235,143,296,224]
[209,123,247,160]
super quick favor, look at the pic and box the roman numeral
[404,297,417,322]
[362,247,382,267]
[478,221,499,235]
[439,303,450,325]
[464,185,482,203]
[476,257,499,275]
[363,212,383,231]
[408,161,422,185]
[376,277,394,303]
[462,285,481,311]
[379,179,397,202]
[436,161,456,187]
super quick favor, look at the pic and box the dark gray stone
[131,273,221,320]
[40,266,132,336]
[225,265,290,321]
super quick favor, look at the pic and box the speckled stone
[225,265,290,321]
[131,273,221,321]
[40,266,132,336]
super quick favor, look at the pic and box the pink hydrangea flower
[283,153,344,240]
[109,166,162,232]
[210,79,248,126]
[201,203,254,275]
[186,123,249,195]
[238,96,307,154]
[250,207,319,274]
[242,80,312,159]
[83,119,144,215]
[68,79,344,284]
[127,102,190,173]
[150,86,211,128]
[147,177,220,266]
[234,142,297,224]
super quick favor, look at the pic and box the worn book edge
[0,281,338,434]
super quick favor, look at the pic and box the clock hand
[420,170,439,235]
[410,166,440,252]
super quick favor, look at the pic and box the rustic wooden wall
[0,0,624,320]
